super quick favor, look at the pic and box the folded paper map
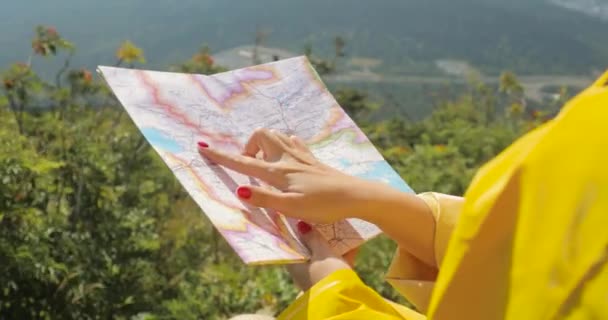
[98,56,413,265]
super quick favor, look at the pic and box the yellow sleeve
[277,269,425,320]
[418,193,464,266]
[426,70,608,320]
[385,193,463,313]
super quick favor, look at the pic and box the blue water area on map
[357,161,414,193]
[338,158,351,167]
[141,128,183,153]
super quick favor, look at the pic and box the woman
[201,70,608,320]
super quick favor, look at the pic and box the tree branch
[55,52,74,88]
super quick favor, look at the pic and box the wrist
[347,180,437,267]
[348,179,402,221]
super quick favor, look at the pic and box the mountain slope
[1,0,606,75]
[549,0,608,20]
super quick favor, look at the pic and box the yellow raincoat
[278,70,608,320]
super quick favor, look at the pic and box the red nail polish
[297,221,312,235]
[236,186,252,199]
[198,141,209,148]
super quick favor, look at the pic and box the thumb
[294,221,351,287]
[296,221,335,259]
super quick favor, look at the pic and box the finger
[290,135,313,155]
[271,129,295,147]
[296,221,335,258]
[295,221,351,285]
[343,248,359,267]
[243,128,284,158]
[285,263,313,292]
[235,185,299,211]
[198,142,271,179]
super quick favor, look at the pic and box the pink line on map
[166,153,284,236]
[221,226,304,263]
[165,153,242,211]
[291,58,368,144]
[165,153,303,263]
[190,68,275,108]
[330,110,368,143]
[136,71,241,148]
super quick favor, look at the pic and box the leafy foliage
[0,26,564,319]
[171,46,226,75]
[31,26,74,57]
[116,41,147,66]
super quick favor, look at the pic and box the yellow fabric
[278,69,608,320]
[385,192,463,313]
[428,71,608,320]
[417,192,464,267]
[277,269,425,320]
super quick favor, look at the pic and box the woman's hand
[198,128,371,224]
[286,221,352,291]
[198,128,438,267]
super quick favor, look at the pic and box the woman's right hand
[198,128,373,224]
[199,128,438,267]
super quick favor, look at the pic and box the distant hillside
[1,0,607,76]
[550,0,608,20]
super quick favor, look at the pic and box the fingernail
[297,221,312,235]
[198,141,209,149]
[236,186,252,199]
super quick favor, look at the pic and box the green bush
[0,26,558,319]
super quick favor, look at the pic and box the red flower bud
[32,41,46,55]
[14,192,27,202]
[3,79,14,90]
[204,55,214,66]
[47,26,58,37]
[81,69,92,83]
[531,109,540,119]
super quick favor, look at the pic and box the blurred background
[1,0,606,319]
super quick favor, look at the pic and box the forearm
[352,181,437,268]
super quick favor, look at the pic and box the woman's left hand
[287,221,352,291]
